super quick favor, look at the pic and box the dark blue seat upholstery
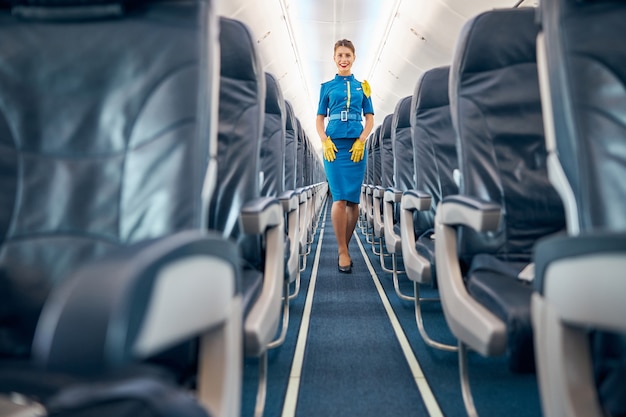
[435,7,565,414]
[532,0,626,415]
[215,13,284,327]
[0,0,242,415]
[210,16,285,416]
[283,101,298,194]
[379,96,413,300]
[383,95,413,257]
[401,66,457,289]
[397,66,459,351]
[261,72,286,199]
[260,73,301,350]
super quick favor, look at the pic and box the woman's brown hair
[334,39,355,54]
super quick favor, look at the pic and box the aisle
[290,199,429,417]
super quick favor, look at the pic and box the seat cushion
[466,254,535,373]
[241,268,264,317]
[0,361,177,404]
[416,230,436,287]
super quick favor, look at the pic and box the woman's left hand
[349,139,365,163]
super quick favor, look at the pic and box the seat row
[360,2,625,416]
[0,1,325,417]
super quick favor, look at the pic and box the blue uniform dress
[318,74,374,203]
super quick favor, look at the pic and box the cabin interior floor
[241,196,542,417]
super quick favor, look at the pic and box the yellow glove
[322,137,338,162]
[349,139,365,163]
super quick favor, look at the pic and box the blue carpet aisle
[294,203,430,417]
[355,227,543,417]
[240,196,542,416]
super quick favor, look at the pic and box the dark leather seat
[532,0,626,416]
[212,17,284,416]
[398,66,459,351]
[260,72,301,350]
[361,126,380,239]
[435,8,565,414]
[284,101,298,194]
[371,114,393,246]
[0,0,242,415]
[381,96,413,299]
[401,66,457,290]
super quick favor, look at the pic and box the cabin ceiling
[215,0,537,157]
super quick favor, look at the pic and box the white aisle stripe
[281,202,328,417]
[355,234,444,417]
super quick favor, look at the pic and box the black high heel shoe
[338,257,352,273]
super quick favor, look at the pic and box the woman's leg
[345,201,359,248]
[332,200,351,267]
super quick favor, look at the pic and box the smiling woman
[315,39,374,273]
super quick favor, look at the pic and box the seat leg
[379,238,395,273]
[392,254,414,301]
[459,341,479,417]
[288,270,301,300]
[254,351,268,417]
[413,282,457,351]
[268,280,290,349]
[299,251,307,272]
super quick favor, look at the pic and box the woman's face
[334,45,355,76]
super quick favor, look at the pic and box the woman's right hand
[322,137,338,162]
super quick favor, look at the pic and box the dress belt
[329,112,361,121]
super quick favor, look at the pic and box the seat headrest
[285,100,296,131]
[452,8,538,76]
[220,17,261,83]
[264,72,284,116]
[393,96,412,130]
[413,66,450,110]
[0,0,161,19]
[381,114,393,139]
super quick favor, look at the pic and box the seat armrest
[279,189,300,213]
[372,186,385,238]
[240,196,283,234]
[383,188,402,253]
[438,195,501,233]
[239,198,285,357]
[296,188,307,204]
[384,187,402,203]
[534,232,626,331]
[279,191,300,282]
[400,190,433,284]
[33,230,241,376]
[532,232,626,417]
[400,189,432,212]
[435,197,507,356]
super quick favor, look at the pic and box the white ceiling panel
[215,0,538,158]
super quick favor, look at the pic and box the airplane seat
[211,16,284,416]
[435,8,566,414]
[364,125,381,246]
[381,96,412,299]
[399,65,459,351]
[283,101,297,193]
[402,66,457,289]
[372,114,392,244]
[260,72,299,349]
[359,130,375,232]
[383,95,413,256]
[260,72,286,200]
[532,0,626,415]
[260,73,295,280]
[0,0,243,415]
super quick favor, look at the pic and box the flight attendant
[316,39,374,273]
